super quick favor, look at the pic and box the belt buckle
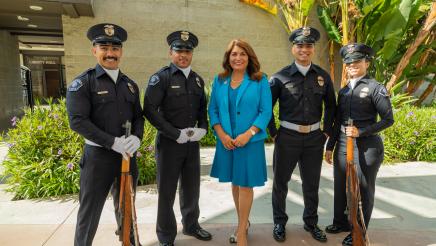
[298,125,311,133]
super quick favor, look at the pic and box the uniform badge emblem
[104,25,115,36]
[361,87,369,92]
[68,79,83,92]
[149,75,160,86]
[196,77,201,88]
[347,45,355,53]
[359,92,368,98]
[127,82,135,94]
[302,27,311,37]
[317,76,324,86]
[181,31,190,41]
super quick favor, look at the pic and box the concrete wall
[0,31,22,131]
[62,0,334,90]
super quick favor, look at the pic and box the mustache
[103,56,118,61]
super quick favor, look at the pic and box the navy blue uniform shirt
[267,62,336,137]
[66,64,144,149]
[326,75,394,150]
[143,63,208,140]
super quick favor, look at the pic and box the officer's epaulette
[75,68,94,81]
[120,72,134,83]
[157,66,170,74]
[310,64,327,75]
[361,77,378,85]
[271,69,291,84]
[69,68,94,85]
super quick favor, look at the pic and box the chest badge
[361,87,369,92]
[196,77,202,88]
[127,82,135,94]
[359,92,368,98]
[317,76,324,86]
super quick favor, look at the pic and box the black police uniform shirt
[143,63,208,140]
[267,62,336,137]
[326,75,394,151]
[66,64,144,149]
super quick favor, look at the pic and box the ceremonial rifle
[119,121,140,246]
[346,118,369,246]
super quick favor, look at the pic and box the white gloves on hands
[111,136,128,160]
[176,128,191,144]
[176,128,207,143]
[189,128,207,142]
[123,135,140,156]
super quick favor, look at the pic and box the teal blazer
[208,73,272,143]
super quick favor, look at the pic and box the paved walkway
[0,144,435,245]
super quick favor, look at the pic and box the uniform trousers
[272,127,327,226]
[332,132,383,228]
[155,133,201,243]
[74,144,138,246]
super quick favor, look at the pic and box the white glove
[176,128,190,144]
[123,135,141,156]
[189,128,207,142]
[111,136,128,160]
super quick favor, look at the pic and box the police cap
[167,30,198,51]
[289,27,320,44]
[87,23,127,46]
[340,43,375,64]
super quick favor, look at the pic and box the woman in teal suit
[209,39,272,246]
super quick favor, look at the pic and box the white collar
[102,67,120,83]
[348,75,365,89]
[295,62,311,76]
[175,65,191,78]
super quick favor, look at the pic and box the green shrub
[382,104,436,163]
[1,98,156,199]
[136,122,157,185]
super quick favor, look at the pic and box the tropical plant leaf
[301,0,315,16]
[360,0,384,15]
[317,6,342,44]
[379,35,403,60]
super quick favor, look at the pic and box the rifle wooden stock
[119,121,140,246]
[119,157,132,245]
[345,120,369,246]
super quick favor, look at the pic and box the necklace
[231,78,243,83]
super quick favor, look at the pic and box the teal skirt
[210,139,267,187]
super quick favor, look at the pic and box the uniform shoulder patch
[378,86,389,97]
[148,74,160,86]
[68,79,83,92]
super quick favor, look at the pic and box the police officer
[66,23,144,246]
[268,26,336,243]
[324,43,394,246]
[143,30,211,246]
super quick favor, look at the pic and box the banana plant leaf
[301,0,315,17]
[317,6,342,44]
[407,66,436,81]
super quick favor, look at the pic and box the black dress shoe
[273,224,286,242]
[183,227,212,241]
[325,224,351,234]
[304,224,327,242]
[342,233,352,246]
[158,242,174,246]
